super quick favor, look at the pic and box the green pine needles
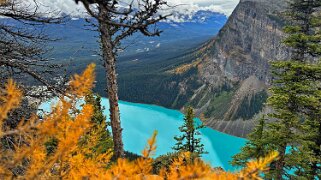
[172,107,207,156]
[81,93,114,155]
[231,117,271,167]
[233,0,321,179]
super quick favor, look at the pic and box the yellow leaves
[106,132,277,180]
[0,64,111,179]
[159,151,279,180]
[108,131,158,179]
[69,63,96,97]
[239,151,279,180]
[142,130,158,158]
[67,153,109,180]
[163,152,212,180]
[37,99,94,159]
[108,158,138,178]
[24,146,48,179]
[168,59,202,75]
[0,79,22,127]
[23,64,111,179]
[136,131,157,175]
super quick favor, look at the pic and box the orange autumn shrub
[0,64,278,179]
[0,63,111,179]
[104,133,278,180]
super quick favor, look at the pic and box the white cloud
[23,0,86,17]
[164,0,239,16]
[24,0,239,21]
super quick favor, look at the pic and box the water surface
[40,98,246,171]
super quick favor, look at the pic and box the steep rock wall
[182,0,291,137]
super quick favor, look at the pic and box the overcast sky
[27,0,239,20]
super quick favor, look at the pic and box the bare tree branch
[0,0,66,97]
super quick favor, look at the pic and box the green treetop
[231,117,271,167]
[81,93,113,156]
[172,107,206,156]
[284,0,321,60]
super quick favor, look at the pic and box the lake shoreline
[113,98,247,141]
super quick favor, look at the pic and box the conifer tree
[275,0,321,178]
[173,107,206,156]
[231,117,271,167]
[234,0,321,179]
[285,0,321,179]
[267,0,321,178]
[82,93,113,155]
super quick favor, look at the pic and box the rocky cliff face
[174,0,291,137]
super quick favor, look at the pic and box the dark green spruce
[80,93,113,155]
[232,0,321,179]
[273,0,321,178]
[172,107,206,156]
[284,0,321,178]
[45,93,113,158]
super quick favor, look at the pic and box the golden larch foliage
[69,63,96,97]
[239,151,279,179]
[0,64,278,179]
[0,64,112,179]
[0,79,22,124]
[142,130,158,158]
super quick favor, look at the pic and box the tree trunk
[98,7,124,159]
[275,144,286,179]
[311,121,321,177]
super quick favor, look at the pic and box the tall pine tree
[263,0,321,178]
[281,0,321,178]
[173,107,206,156]
[233,0,321,179]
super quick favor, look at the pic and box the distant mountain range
[40,10,226,60]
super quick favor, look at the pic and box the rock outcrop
[178,0,291,137]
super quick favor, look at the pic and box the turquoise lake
[40,98,246,171]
